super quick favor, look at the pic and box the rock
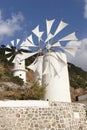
[75,88,85,96]
[0,82,32,91]
[70,87,87,102]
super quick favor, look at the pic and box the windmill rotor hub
[15,49,18,52]
[46,43,51,50]
[38,48,42,53]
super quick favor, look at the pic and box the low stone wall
[0,101,87,130]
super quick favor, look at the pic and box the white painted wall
[0,100,49,107]
[13,54,26,82]
[13,69,26,82]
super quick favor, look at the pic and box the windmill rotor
[4,19,78,65]
[25,19,78,79]
[5,39,30,63]
[45,20,78,65]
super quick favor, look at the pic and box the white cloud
[66,39,87,72]
[84,0,87,19]
[70,1,87,71]
[0,10,24,38]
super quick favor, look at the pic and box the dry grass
[0,81,46,100]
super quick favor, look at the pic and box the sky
[0,0,87,71]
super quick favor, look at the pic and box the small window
[19,63,21,65]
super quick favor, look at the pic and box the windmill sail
[16,39,20,45]
[45,33,54,43]
[27,56,43,85]
[32,25,44,41]
[59,32,78,41]
[21,39,36,48]
[27,56,43,73]
[64,47,78,56]
[11,40,15,46]
[6,54,13,62]
[27,35,34,44]
[52,41,61,47]
[55,52,67,64]
[54,20,68,36]
[5,39,22,62]
[46,19,55,35]
[11,39,20,46]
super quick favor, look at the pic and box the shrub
[24,80,46,100]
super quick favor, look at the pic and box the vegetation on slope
[0,81,46,100]
[68,63,87,88]
[0,46,87,100]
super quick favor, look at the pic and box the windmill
[26,19,78,102]
[5,39,31,82]
[5,37,39,82]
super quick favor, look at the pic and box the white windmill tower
[26,19,78,102]
[42,19,78,102]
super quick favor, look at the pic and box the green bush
[24,80,46,100]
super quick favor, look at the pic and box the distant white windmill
[5,39,36,82]
[26,19,78,102]
[5,39,27,82]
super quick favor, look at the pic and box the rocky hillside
[0,61,87,101]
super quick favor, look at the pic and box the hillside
[0,61,87,101]
[68,63,87,102]
[68,63,87,88]
[0,61,87,88]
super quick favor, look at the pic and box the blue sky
[0,0,86,40]
[0,0,87,71]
